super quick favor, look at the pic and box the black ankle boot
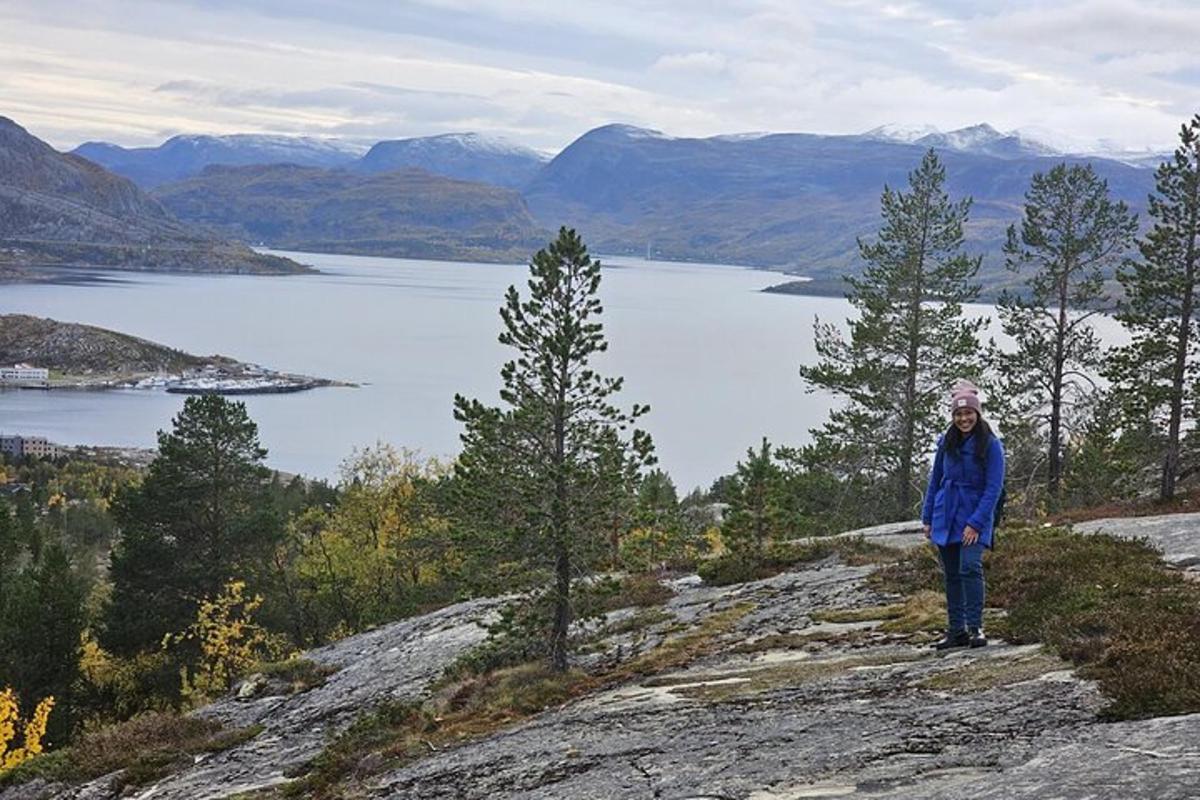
[933,629,969,650]
[968,627,987,648]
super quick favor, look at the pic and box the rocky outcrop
[365,564,1113,800]
[0,597,507,800]
[0,314,206,373]
[1074,513,1200,573]
[9,514,1200,799]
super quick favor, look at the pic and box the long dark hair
[945,416,993,468]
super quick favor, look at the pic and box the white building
[0,363,49,385]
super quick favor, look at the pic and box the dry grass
[665,651,926,703]
[0,712,263,791]
[918,650,1068,692]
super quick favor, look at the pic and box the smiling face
[953,407,979,435]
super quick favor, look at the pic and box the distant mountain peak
[860,123,941,143]
[864,122,1058,158]
[354,132,548,188]
[586,123,672,141]
[383,131,546,160]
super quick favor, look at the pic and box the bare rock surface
[1074,512,1200,571]
[827,512,1200,573]
[365,564,1115,799]
[0,597,506,800]
[10,517,1200,799]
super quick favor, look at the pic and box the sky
[2,0,1197,154]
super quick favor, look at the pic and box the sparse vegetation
[0,712,262,790]
[273,600,754,798]
[248,657,338,694]
[699,536,900,586]
[872,526,1200,719]
[919,650,1068,691]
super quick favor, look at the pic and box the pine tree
[103,396,279,655]
[720,438,785,555]
[799,150,985,518]
[0,543,85,746]
[997,163,1136,499]
[1107,116,1200,501]
[453,227,653,671]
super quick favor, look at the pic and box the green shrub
[248,658,338,693]
[872,525,1200,719]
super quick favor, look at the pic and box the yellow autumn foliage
[0,687,54,771]
[165,580,290,703]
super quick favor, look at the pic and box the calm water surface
[0,251,852,490]
[0,251,1130,490]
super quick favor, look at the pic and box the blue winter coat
[921,431,1005,548]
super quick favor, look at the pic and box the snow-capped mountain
[353,132,550,188]
[860,123,942,144]
[73,134,367,187]
[864,122,1172,168]
[863,123,1058,159]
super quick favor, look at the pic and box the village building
[0,363,50,387]
[0,434,60,460]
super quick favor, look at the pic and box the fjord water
[0,251,847,490]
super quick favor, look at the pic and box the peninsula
[0,314,347,394]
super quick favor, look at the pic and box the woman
[921,381,1005,650]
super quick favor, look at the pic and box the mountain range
[0,117,306,278]
[74,132,547,189]
[521,124,1157,285]
[10,118,1173,281]
[73,134,366,188]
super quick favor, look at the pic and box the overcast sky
[2,0,1197,153]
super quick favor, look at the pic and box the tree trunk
[550,542,571,672]
[1164,195,1199,501]
[1163,293,1194,502]
[1049,272,1069,497]
[900,206,929,516]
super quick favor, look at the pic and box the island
[0,314,350,394]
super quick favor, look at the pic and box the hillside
[353,132,549,189]
[0,117,309,277]
[0,314,341,394]
[73,134,364,188]
[3,515,1195,799]
[152,164,546,262]
[523,124,1158,288]
[0,314,210,374]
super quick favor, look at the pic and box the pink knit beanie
[949,379,982,416]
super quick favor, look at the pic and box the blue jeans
[938,542,985,630]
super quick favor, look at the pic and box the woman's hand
[963,525,980,546]
[923,524,932,541]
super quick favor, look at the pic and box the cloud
[652,52,729,75]
[0,0,1194,153]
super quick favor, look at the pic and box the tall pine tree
[799,150,985,518]
[1107,115,1200,501]
[997,163,1136,499]
[104,396,279,655]
[453,227,653,671]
